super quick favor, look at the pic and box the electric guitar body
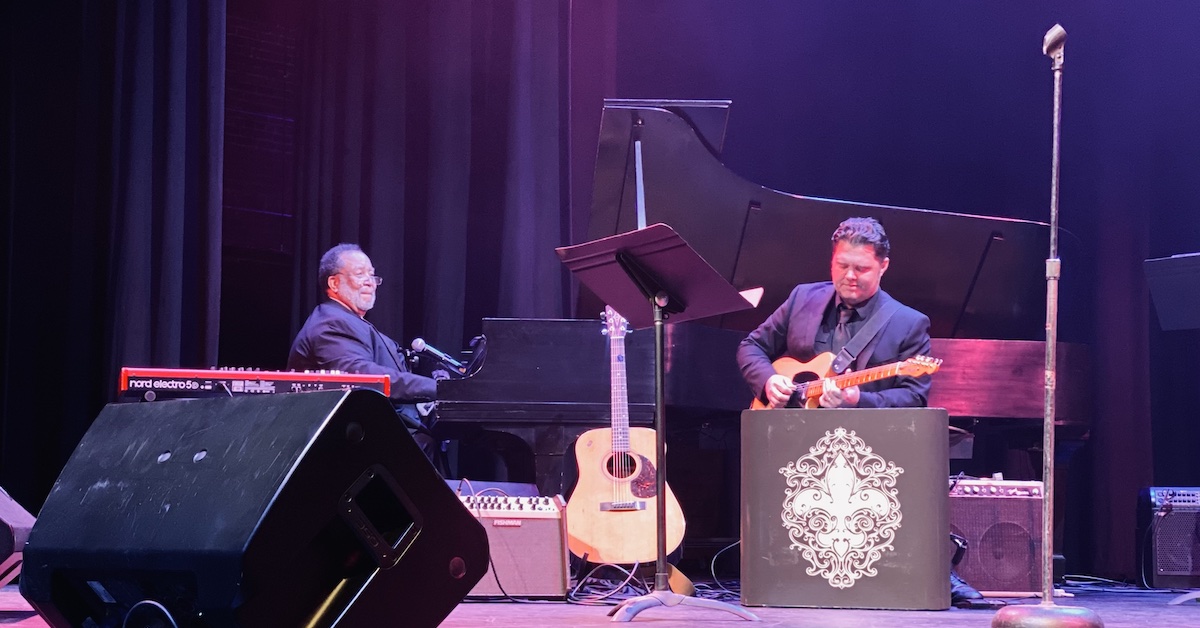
[565,306,686,565]
[749,353,942,410]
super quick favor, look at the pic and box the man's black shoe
[950,571,983,608]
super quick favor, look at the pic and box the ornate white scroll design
[779,427,904,588]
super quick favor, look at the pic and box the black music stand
[556,223,758,622]
[1145,253,1200,331]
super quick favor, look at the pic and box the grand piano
[435,100,1090,517]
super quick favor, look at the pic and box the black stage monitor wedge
[20,389,489,628]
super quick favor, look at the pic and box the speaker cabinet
[1138,487,1200,589]
[0,485,35,586]
[459,495,569,598]
[20,390,489,628]
[949,479,1043,594]
[741,408,951,610]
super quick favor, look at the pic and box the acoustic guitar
[749,352,942,410]
[565,306,686,565]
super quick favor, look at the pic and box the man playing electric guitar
[736,217,983,607]
[736,217,931,409]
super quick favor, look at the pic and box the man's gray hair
[318,243,363,287]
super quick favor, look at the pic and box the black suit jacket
[287,300,437,401]
[736,282,932,408]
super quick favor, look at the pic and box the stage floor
[4,584,1196,627]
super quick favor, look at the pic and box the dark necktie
[832,305,854,355]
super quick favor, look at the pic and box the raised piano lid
[582,100,1052,341]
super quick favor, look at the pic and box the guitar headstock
[602,305,630,339]
[899,355,942,377]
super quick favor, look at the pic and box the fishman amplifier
[458,495,569,599]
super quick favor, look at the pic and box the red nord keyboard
[118,367,390,401]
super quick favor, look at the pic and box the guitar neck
[610,333,630,452]
[799,361,907,400]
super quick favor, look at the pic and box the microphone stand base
[607,590,760,622]
[991,602,1103,628]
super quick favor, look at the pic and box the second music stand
[557,223,758,622]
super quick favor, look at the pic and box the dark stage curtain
[0,2,224,508]
[5,0,1196,585]
[293,0,571,351]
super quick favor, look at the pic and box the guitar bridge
[599,501,646,512]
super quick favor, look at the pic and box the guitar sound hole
[606,452,638,479]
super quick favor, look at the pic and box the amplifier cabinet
[949,479,1043,594]
[459,495,569,599]
[1138,487,1200,589]
[741,408,950,610]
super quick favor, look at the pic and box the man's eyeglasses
[340,271,383,286]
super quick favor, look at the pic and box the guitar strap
[830,298,901,374]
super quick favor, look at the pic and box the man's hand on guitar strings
[764,374,796,408]
[819,373,860,408]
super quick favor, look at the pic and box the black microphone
[410,338,466,372]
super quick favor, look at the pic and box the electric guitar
[565,306,686,564]
[749,352,942,410]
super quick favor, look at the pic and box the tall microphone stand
[992,23,1101,628]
